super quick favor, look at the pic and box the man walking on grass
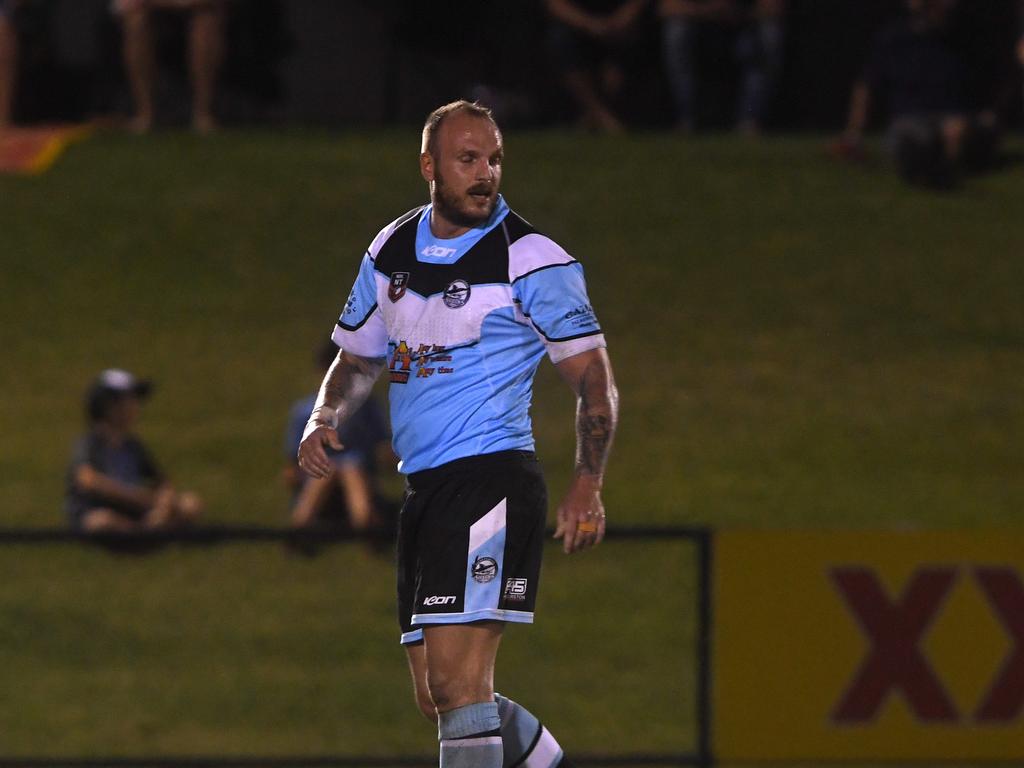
[299,100,618,767]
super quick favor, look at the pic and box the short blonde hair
[421,100,497,158]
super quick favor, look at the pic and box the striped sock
[438,701,503,768]
[495,693,566,768]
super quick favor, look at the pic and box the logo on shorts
[472,556,498,584]
[443,279,471,309]
[388,271,410,303]
[423,595,456,606]
[504,578,529,602]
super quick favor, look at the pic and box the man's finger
[324,430,343,452]
[562,518,577,554]
[299,441,331,478]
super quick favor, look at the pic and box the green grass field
[1,130,1022,763]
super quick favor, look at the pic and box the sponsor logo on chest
[421,244,457,259]
[388,341,455,383]
[443,279,471,309]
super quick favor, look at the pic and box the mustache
[467,185,494,196]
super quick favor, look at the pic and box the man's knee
[427,668,488,714]
[415,687,437,722]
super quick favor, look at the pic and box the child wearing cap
[64,369,203,533]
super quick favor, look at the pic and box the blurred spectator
[1019,0,1024,115]
[834,0,1000,188]
[284,341,394,535]
[659,0,785,134]
[0,0,20,130]
[113,0,225,133]
[65,369,203,533]
[544,0,648,133]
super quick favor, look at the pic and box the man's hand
[297,423,343,479]
[554,475,607,554]
[554,347,618,554]
[296,349,384,479]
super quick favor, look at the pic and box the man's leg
[120,1,156,132]
[495,693,567,768]
[0,14,17,129]
[424,622,504,767]
[80,507,142,533]
[407,632,571,768]
[291,474,336,527]
[661,16,697,132]
[187,1,224,133]
[336,462,374,531]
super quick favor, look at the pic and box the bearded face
[432,164,499,228]
[423,112,503,233]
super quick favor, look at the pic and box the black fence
[0,524,713,768]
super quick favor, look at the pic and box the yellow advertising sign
[713,530,1024,761]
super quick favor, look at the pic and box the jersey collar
[415,195,510,265]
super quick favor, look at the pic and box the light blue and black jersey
[332,195,605,474]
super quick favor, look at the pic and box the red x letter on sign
[974,567,1024,722]
[831,567,959,723]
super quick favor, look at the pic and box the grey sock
[439,701,503,768]
[495,693,565,768]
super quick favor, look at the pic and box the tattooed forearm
[310,350,385,428]
[574,356,619,478]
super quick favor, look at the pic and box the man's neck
[429,208,472,240]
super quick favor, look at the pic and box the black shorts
[397,450,547,645]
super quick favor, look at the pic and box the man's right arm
[297,349,384,479]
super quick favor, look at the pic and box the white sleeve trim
[331,324,387,360]
[546,333,607,364]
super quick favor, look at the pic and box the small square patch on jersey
[389,271,410,302]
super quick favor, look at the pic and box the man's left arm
[554,347,619,554]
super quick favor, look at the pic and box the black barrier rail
[0,753,703,767]
[0,525,713,768]
[0,524,709,545]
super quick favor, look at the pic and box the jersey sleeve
[331,252,388,358]
[510,234,606,364]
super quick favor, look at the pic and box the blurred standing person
[0,0,20,130]
[284,340,393,533]
[734,0,785,135]
[113,0,225,133]
[65,369,204,533]
[544,0,648,133]
[1019,0,1024,117]
[835,0,999,187]
[659,0,785,133]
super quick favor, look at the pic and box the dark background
[9,0,1023,130]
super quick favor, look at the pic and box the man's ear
[420,152,434,184]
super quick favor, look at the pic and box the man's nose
[475,159,494,180]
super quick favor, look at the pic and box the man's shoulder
[501,208,541,246]
[368,205,427,261]
[504,211,576,283]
